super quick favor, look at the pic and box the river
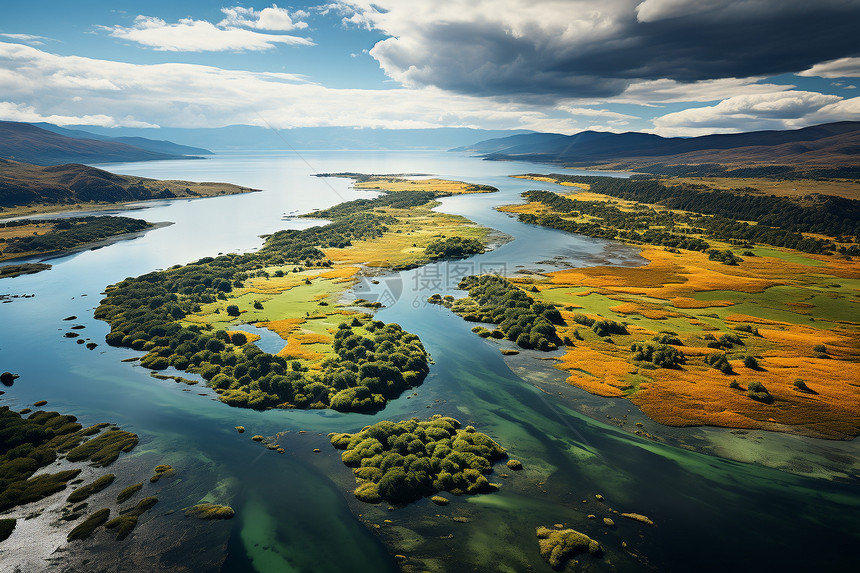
[0,150,857,572]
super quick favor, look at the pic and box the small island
[329,415,508,505]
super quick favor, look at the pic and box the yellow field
[354,177,494,195]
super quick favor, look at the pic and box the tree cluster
[430,275,564,350]
[329,416,507,505]
[1,216,151,256]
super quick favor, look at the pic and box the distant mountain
[0,122,195,165]
[32,123,212,156]
[456,122,860,172]
[51,125,534,151]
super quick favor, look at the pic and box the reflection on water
[0,151,856,572]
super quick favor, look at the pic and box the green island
[94,175,499,412]
[432,173,860,438]
[329,415,508,505]
[0,215,154,278]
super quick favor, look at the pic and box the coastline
[498,343,860,481]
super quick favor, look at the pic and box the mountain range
[454,121,860,174]
[0,122,208,165]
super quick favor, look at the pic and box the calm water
[0,151,857,572]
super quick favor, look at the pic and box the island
[94,175,502,412]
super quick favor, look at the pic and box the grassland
[496,180,860,438]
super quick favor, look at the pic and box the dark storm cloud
[349,0,860,99]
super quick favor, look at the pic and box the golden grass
[665,176,860,201]
[259,318,304,339]
[226,330,261,343]
[354,178,490,195]
[554,345,635,397]
[536,244,860,438]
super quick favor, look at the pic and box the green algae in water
[0,518,15,542]
[67,508,110,541]
[66,429,138,467]
[67,473,115,503]
[116,482,143,503]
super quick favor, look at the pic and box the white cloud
[649,91,850,136]
[101,14,312,52]
[219,4,308,31]
[556,106,637,120]
[0,33,49,46]
[0,41,589,133]
[0,101,157,127]
[799,57,860,78]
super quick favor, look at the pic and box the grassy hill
[0,159,255,214]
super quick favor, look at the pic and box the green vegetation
[116,482,143,503]
[536,526,602,569]
[0,518,15,542]
[150,464,174,483]
[67,508,110,541]
[184,503,235,520]
[520,174,859,252]
[704,353,734,374]
[329,415,507,506]
[0,216,151,261]
[0,160,254,214]
[0,263,52,278]
[630,342,686,369]
[66,429,139,467]
[105,496,158,540]
[67,473,115,503]
[425,236,485,260]
[430,275,563,350]
[747,381,773,403]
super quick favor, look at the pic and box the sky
[1,0,859,136]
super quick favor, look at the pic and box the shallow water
[0,151,857,572]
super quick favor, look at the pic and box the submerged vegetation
[329,415,507,505]
[0,407,137,512]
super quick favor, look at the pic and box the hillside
[31,123,212,156]
[456,121,860,175]
[0,122,194,165]
[0,159,255,213]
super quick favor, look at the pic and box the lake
[0,150,857,572]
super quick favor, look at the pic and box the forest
[513,183,854,255]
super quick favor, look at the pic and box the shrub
[226,305,240,317]
[747,381,773,403]
[743,356,759,369]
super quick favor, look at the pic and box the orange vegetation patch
[260,318,303,340]
[511,175,589,190]
[314,266,360,280]
[277,339,326,361]
[292,332,331,345]
[354,177,489,195]
[609,302,681,320]
[555,345,635,398]
[225,330,261,343]
[631,357,860,439]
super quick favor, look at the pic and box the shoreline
[497,343,860,481]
